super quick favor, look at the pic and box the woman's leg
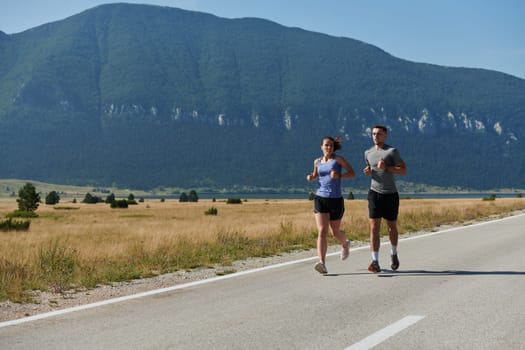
[315,213,330,263]
[329,219,347,246]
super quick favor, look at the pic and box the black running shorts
[367,190,399,221]
[314,196,345,221]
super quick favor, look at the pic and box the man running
[363,125,407,273]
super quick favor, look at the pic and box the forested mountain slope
[0,3,523,190]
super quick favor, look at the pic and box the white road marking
[345,315,425,350]
[0,213,521,329]
[0,255,317,329]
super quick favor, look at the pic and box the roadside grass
[0,198,524,303]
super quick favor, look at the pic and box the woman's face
[321,138,334,156]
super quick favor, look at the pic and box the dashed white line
[345,315,425,350]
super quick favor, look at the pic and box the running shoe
[340,239,350,260]
[368,260,381,273]
[391,254,400,270]
[314,261,328,274]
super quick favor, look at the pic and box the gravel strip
[0,246,324,323]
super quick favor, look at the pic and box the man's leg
[368,218,382,272]
[386,220,398,247]
[387,220,400,270]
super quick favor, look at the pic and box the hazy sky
[1,0,524,79]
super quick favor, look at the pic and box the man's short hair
[373,125,388,133]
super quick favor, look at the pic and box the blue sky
[1,0,524,79]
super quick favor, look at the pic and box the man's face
[372,128,387,145]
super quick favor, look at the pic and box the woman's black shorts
[367,190,399,221]
[314,196,345,221]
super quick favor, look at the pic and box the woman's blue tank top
[316,157,342,198]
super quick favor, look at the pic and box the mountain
[0,3,523,191]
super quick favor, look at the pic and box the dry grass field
[1,197,524,302]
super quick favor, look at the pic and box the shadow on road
[325,270,525,277]
[379,270,525,277]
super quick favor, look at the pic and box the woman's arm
[306,159,319,182]
[335,156,356,179]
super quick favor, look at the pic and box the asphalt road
[1,214,524,349]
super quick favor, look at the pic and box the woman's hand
[330,170,340,179]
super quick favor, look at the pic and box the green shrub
[205,207,218,215]
[226,198,242,204]
[105,193,115,204]
[83,193,103,204]
[188,190,199,202]
[110,199,129,208]
[53,206,80,210]
[6,210,39,218]
[17,183,40,212]
[0,218,31,231]
[482,194,496,201]
[45,191,60,205]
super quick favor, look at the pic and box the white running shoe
[314,261,328,274]
[341,239,350,260]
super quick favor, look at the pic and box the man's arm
[386,161,407,175]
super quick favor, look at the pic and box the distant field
[0,179,157,199]
[1,196,524,302]
[2,178,523,200]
